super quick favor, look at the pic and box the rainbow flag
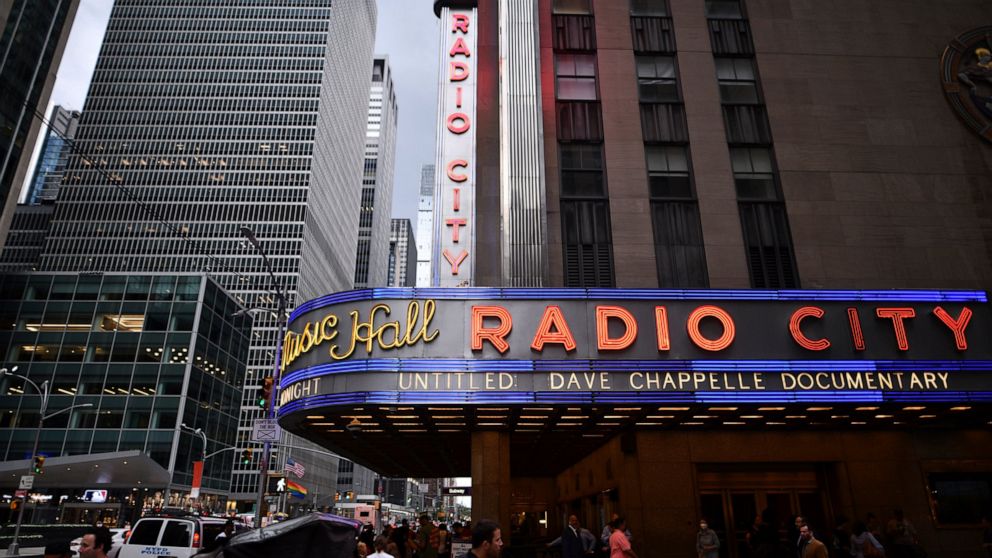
[286,479,308,499]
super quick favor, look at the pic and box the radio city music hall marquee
[432,5,477,287]
[274,289,992,414]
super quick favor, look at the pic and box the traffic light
[257,377,273,409]
[32,455,45,475]
[240,448,253,465]
[9,499,20,511]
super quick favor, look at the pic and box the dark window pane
[561,171,605,197]
[735,177,777,200]
[739,202,799,288]
[705,0,742,18]
[638,81,679,102]
[561,200,614,287]
[129,520,163,545]
[160,521,192,547]
[719,83,759,104]
[649,175,692,199]
[652,202,708,288]
[928,473,992,525]
[553,0,592,15]
[561,144,603,170]
[630,0,668,16]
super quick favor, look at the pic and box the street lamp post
[239,226,289,528]
[1,367,93,556]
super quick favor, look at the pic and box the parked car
[116,513,232,558]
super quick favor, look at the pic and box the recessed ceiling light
[659,407,689,411]
[856,406,879,411]
[951,406,971,411]
[759,407,785,411]
[902,406,925,411]
[807,407,832,411]
[709,407,738,411]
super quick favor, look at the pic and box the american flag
[284,457,305,478]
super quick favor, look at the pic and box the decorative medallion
[940,27,992,142]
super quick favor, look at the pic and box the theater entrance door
[697,465,832,558]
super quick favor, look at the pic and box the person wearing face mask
[696,519,720,558]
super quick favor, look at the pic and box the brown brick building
[466,0,992,555]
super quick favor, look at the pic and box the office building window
[556,54,598,100]
[560,144,605,197]
[715,58,759,104]
[636,56,679,103]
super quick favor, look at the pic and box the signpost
[17,476,33,490]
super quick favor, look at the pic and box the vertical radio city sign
[432,2,478,287]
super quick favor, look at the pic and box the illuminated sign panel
[432,6,478,286]
[275,289,992,411]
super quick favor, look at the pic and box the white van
[117,515,231,558]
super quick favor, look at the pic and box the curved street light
[1,367,93,555]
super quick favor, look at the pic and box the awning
[0,451,171,489]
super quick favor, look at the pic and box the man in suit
[559,515,585,558]
[799,525,828,558]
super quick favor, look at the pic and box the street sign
[14,490,26,498]
[19,476,34,490]
[442,487,471,496]
[252,418,280,442]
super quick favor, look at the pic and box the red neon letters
[462,304,977,354]
[439,12,474,278]
[789,306,831,351]
[471,306,512,353]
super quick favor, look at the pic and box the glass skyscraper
[354,56,398,288]
[25,105,81,205]
[37,0,378,502]
[0,272,251,522]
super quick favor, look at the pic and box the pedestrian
[829,515,852,558]
[851,520,885,558]
[799,525,828,558]
[608,517,636,558]
[358,542,370,558]
[212,519,234,549]
[981,515,992,558]
[391,519,411,558]
[884,509,919,558]
[370,536,395,558]
[417,514,438,558]
[547,514,585,558]
[360,523,376,548]
[387,542,402,558]
[78,527,113,558]
[601,513,632,556]
[43,541,73,558]
[468,519,502,558]
[790,516,806,558]
[696,518,720,558]
[437,524,451,558]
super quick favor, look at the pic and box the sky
[34,0,440,224]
